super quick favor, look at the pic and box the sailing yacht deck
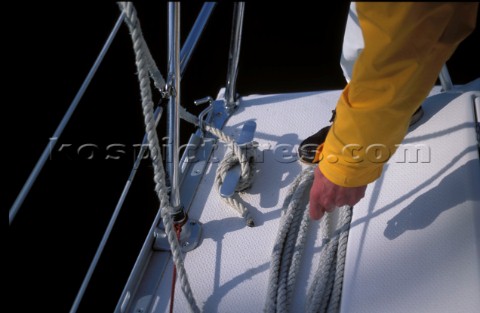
[122,78,480,313]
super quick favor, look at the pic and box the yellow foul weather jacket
[316,2,478,187]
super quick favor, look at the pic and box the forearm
[319,2,477,187]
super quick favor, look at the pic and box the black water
[9,3,479,312]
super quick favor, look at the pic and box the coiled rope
[118,3,351,312]
[306,205,352,313]
[118,2,199,312]
[265,165,353,313]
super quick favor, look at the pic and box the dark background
[8,2,479,313]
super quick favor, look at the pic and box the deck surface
[127,79,480,313]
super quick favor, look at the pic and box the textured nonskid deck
[128,78,480,313]
[169,90,342,313]
[340,79,480,313]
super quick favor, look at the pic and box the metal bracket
[195,96,214,137]
[220,120,257,198]
[153,218,202,252]
[152,95,239,252]
[161,82,176,99]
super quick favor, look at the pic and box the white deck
[129,78,480,313]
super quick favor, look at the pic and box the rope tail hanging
[265,165,353,313]
[118,2,199,312]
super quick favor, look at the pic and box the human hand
[309,166,367,220]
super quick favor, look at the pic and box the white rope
[265,165,353,313]
[306,205,352,313]
[265,165,314,313]
[119,3,351,312]
[118,2,166,93]
[118,2,199,312]
[205,125,257,227]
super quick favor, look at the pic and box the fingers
[309,187,325,220]
[309,166,368,220]
[309,167,329,220]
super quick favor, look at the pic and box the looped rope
[265,165,314,313]
[118,2,199,312]
[265,165,353,313]
[216,141,258,192]
[205,125,257,227]
[119,3,352,312]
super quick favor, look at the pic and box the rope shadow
[346,163,388,291]
[249,133,303,209]
[202,259,271,312]
[384,158,480,239]
[349,145,478,231]
[404,122,476,144]
[407,91,463,132]
[199,217,271,312]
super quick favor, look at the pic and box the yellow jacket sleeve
[318,2,478,187]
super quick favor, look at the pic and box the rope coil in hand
[265,165,353,313]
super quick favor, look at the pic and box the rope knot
[205,124,259,227]
[222,140,259,192]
